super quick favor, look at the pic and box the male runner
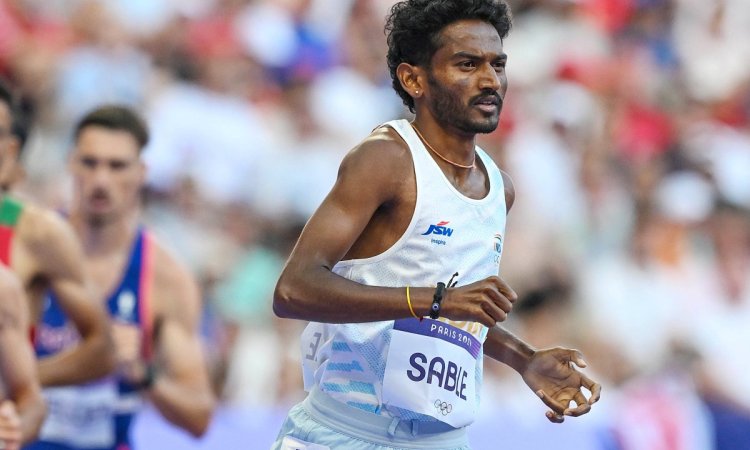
[272,1,601,448]
[27,105,215,450]
[0,80,114,386]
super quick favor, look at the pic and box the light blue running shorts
[271,387,472,450]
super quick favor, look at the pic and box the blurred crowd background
[1,0,750,449]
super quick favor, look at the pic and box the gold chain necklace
[410,123,476,169]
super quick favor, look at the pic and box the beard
[85,211,113,228]
[427,74,501,134]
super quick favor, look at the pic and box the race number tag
[39,380,118,448]
[382,319,481,427]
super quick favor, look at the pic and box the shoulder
[341,125,412,173]
[16,204,80,260]
[149,233,198,297]
[14,205,87,281]
[147,233,201,326]
[475,148,514,213]
[334,125,413,200]
[500,170,515,213]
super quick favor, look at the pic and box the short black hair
[0,78,29,152]
[385,0,512,112]
[74,105,149,151]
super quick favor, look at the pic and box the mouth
[475,104,498,114]
[89,193,111,209]
[473,94,502,113]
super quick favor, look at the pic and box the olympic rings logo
[434,399,453,415]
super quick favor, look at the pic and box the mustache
[470,91,503,106]
[89,189,110,200]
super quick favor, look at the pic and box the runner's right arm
[273,131,515,326]
[24,209,115,386]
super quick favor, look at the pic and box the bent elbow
[273,275,299,319]
[187,419,209,439]
[187,402,215,438]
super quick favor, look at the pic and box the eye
[109,161,128,171]
[492,60,507,71]
[80,157,97,168]
[459,60,476,69]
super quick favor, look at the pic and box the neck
[411,118,477,169]
[69,209,138,256]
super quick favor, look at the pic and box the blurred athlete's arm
[274,130,515,326]
[25,209,115,386]
[0,268,46,447]
[134,245,214,438]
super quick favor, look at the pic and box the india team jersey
[300,119,507,426]
[31,227,154,450]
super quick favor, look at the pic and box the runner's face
[71,126,144,224]
[424,20,507,134]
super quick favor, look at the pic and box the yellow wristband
[406,286,421,321]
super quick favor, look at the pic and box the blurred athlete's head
[71,105,148,226]
[386,0,512,134]
[0,79,28,190]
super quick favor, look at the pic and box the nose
[90,164,112,187]
[478,63,502,92]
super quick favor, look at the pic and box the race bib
[39,380,118,448]
[382,319,481,427]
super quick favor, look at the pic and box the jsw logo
[422,221,454,237]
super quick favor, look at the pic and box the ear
[396,62,425,100]
[5,136,19,161]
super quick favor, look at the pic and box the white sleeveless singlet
[300,119,507,427]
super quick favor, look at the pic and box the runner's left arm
[484,326,601,422]
[142,250,215,437]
